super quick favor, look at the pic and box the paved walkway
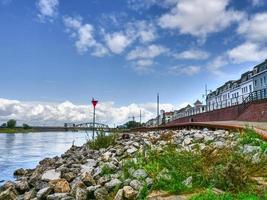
[201,121,267,131]
[193,121,267,140]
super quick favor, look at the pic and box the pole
[91,98,98,141]
[93,105,95,140]
[157,93,159,132]
[140,109,142,125]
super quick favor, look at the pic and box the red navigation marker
[91,98,98,108]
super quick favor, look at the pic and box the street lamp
[91,98,98,140]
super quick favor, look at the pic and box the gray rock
[94,187,109,200]
[75,187,88,200]
[145,178,153,187]
[41,169,61,181]
[127,147,138,154]
[0,187,17,200]
[123,186,137,199]
[14,180,29,193]
[194,133,204,141]
[130,179,142,190]
[114,189,123,200]
[24,189,36,200]
[47,193,69,200]
[62,172,76,182]
[243,145,261,154]
[14,168,26,177]
[214,141,224,149]
[36,187,52,199]
[105,179,122,191]
[183,138,192,145]
[132,169,147,179]
[35,181,49,191]
[182,176,193,188]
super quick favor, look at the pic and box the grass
[239,127,267,152]
[189,190,267,200]
[87,131,118,150]
[0,128,33,133]
[121,144,267,199]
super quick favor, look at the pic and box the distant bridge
[64,122,109,129]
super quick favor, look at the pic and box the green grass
[190,190,266,200]
[87,131,118,150]
[239,128,267,152]
[0,128,33,133]
[121,144,267,199]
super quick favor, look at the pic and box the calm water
[0,131,89,184]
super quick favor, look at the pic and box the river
[0,131,90,184]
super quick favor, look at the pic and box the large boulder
[0,187,17,200]
[105,179,122,191]
[94,187,109,200]
[49,179,70,193]
[81,172,96,186]
[14,180,30,193]
[36,187,52,199]
[132,169,147,179]
[123,186,137,199]
[47,193,70,200]
[114,189,123,200]
[75,187,88,200]
[41,169,61,181]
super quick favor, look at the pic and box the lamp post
[91,98,98,140]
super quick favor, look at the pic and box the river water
[0,131,89,184]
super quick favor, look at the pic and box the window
[261,78,263,86]
[264,76,266,84]
[255,80,257,86]
[249,85,252,92]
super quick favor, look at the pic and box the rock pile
[0,129,261,200]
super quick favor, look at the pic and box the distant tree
[124,121,142,129]
[7,119,16,128]
[1,123,7,128]
[22,123,31,129]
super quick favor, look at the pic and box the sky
[0,0,267,126]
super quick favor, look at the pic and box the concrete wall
[168,100,267,125]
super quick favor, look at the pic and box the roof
[194,100,202,105]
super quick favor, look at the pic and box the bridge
[64,122,109,131]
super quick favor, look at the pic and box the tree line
[0,119,31,129]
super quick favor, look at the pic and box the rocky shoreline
[0,128,266,200]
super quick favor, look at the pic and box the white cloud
[227,42,267,63]
[127,44,168,60]
[131,21,157,43]
[0,98,177,126]
[158,0,244,38]
[174,49,210,60]
[104,32,133,54]
[206,55,228,76]
[237,12,267,42]
[63,16,109,57]
[136,59,154,66]
[168,65,201,76]
[37,0,59,21]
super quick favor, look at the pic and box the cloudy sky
[0,0,267,126]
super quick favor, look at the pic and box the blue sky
[0,0,267,125]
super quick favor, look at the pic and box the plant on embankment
[87,131,118,150]
[190,189,267,200]
[239,127,267,152]
[122,144,267,199]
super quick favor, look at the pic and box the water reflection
[0,131,89,183]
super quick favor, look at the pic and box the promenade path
[194,121,267,140]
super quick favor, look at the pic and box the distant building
[252,60,267,92]
[145,60,267,124]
